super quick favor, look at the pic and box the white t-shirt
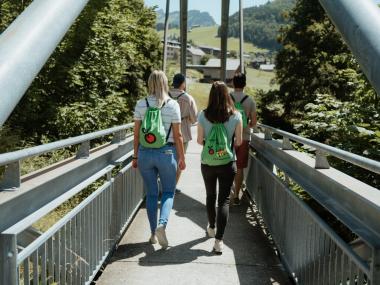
[134,95,181,143]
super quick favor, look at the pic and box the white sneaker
[213,239,223,254]
[149,234,157,244]
[207,225,216,238]
[155,225,168,248]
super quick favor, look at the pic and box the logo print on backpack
[145,133,156,144]
[208,147,215,155]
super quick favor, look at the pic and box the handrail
[319,0,380,96]
[257,123,380,175]
[0,0,90,127]
[0,123,133,166]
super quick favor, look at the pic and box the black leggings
[201,162,236,240]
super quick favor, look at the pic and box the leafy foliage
[260,0,380,188]
[221,0,295,50]
[2,0,161,147]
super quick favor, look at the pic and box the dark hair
[205,81,235,123]
[172,73,186,88]
[233,72,246,89]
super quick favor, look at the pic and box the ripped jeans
[138,144,177,234]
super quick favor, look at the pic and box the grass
[187,82,213,110]
[245,67,278,91]
[160,26,267,54]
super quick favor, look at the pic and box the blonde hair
[148,70,169,106]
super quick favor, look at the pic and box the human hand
[132,159,138,169]
[178,158,186,170]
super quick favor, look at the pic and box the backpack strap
[169,91,185,100]
[145,98,150,108]
[163,98,172,142]
[240,95,249,104]
[166,124,172,142]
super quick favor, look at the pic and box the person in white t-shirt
[133,70,186,249]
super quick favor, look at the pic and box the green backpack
[139,98,171,148]
[201,123,234,166]
[231,94,249,129]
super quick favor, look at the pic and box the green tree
[3,0,161,144]
[263,0,379,187]
[221,0,295,50]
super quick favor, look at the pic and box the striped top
[134,95,181,143]
[169,89,198,143]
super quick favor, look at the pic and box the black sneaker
[175,188,181,194]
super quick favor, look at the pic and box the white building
[187,46,205,65]
[202,58,240,82]
[259,64,275,71]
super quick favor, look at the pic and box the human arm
[132,120,141,168]
[234,118,243,147]
[248,100,257,128]
[197,123,205,145]
[172,123,186,170]
[249,111,257,128]
[188,96,198,124]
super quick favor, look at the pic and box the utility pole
[220,0,230,82]
[239,0,244,73]
[162,0,170,72]
[180,0,188,76]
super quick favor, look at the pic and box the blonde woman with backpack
[197,81,242,254]
[133,70,186,249]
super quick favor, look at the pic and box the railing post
[282,137,293,150]
[76,141,90,159]
[315,149,330,169]
[0,161,21,190]
[112,130,126,144]
[371,248,380,284]
[264,129,272,140]
[0,234,17,285]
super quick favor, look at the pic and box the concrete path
[96,128,291,285]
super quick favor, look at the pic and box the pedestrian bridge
[0,124,379,285]
[1,0,380,284]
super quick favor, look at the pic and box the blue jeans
[138,145,177,234]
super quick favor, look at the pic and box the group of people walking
[132,70,256,253]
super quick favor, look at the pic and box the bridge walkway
[96,128,291,285]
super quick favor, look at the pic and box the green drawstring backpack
[201,123,234,166]
[139,98,171,148]
[231,94,249,129]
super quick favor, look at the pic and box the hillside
[156,9,216,30]
[159,26,266,54]
[223,0,295,50]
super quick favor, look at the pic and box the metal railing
[257,123,380,174]
[247,126,380,284]
[0,124,145,285]
[0,0,90,127]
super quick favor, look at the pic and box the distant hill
[156,9,216,30]
[221,0,295,50]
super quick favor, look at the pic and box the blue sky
[144,0,380,24]
[144,0,272,24]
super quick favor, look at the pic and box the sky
[144,0,380,24]
[143,0,272,24]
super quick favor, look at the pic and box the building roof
[206,58,240,71]
[187,46,205,56]
[259,64,275,71]
[198,45,221,52]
